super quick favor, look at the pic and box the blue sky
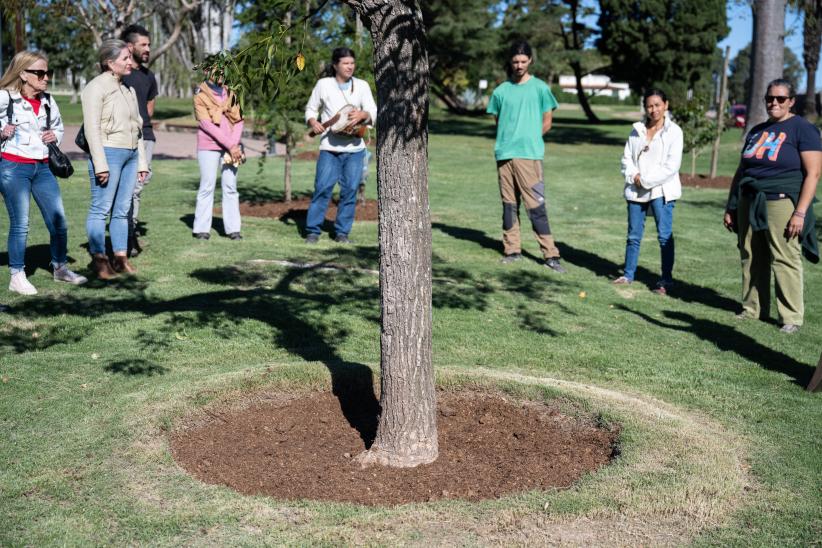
[720,2,820,91]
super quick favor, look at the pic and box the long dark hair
[323,47,356,78]
[643,88,668,107]
[505,40,532,77]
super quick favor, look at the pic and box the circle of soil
[170,390,619,506]
[234,197,379,221]
[680,173,733,189]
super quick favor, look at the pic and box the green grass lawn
[1,105,820,545]
[54,95,194,126]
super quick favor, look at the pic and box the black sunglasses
[24,69,53,79]
[764,95,791,104]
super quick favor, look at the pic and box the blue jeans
[306,149,365,237]
[87,147,139,254]
[0,160,68,273]
[624,198,675,284]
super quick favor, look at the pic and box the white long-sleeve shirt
[304,76,377,153]
[621,115,683,203]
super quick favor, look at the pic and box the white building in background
[559,74,631,101]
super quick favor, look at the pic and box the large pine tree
[597,0,728,99]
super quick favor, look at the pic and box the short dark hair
[643,88,668,106]
[766,78,795,98]
[120,24,150,45]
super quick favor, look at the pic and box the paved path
[61,125,280,161]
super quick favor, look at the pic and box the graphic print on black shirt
[741,115,822,179]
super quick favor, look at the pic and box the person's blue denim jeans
[624,198,676,284]
[0,160,68,274]
[87,147,139,255]
[306,149,365,237]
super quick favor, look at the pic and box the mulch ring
[170,389,620,506]
[237,197,378,221]
[680,173,733,189]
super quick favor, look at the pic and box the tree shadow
[557,242,739,312]
[617,305,813,387]
[104,358,168,376]
[179,214,226,237]
[0,323,85,354]
[431,221,543,263]
[0,244,84,277]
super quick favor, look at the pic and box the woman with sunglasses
[81,39,148,279]
[0,51,87,295]
[617,89,683,294]
[724,79,822,334]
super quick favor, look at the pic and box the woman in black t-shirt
[724,79,822,334]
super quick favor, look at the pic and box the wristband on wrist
[793,210,806,219]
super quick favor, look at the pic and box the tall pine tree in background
[421,0,500,113]
[597,0,728,100]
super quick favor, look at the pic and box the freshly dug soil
[237,197,379,221]
[680,173,733,189]
[170,390,619,506]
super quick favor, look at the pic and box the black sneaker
[228,232,243,240]
[334,234,352,244]
[544,257,566,273]
[500,253,523,264]
[193,232,210,240]
[305,234,320,244]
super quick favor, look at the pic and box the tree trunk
[344,0,438,468]
[802,0,821,121]
[284,138,293,204]
[691,151,697,177]
[746,0,786,133]
[710,46,731,178]
[571,61,600,123]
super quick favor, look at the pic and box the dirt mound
[680,173,733,189]
[170,390,619,506]
[237,197,379,221]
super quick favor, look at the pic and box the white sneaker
[9,272,37,295]
[53,264,88,285]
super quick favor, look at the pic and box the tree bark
[343,0,438,468]
[571,61,600,123]
[284,135,293,204]
[710,46,730,178]
[746,0,786,133]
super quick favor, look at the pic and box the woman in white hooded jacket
[617,89,683,295]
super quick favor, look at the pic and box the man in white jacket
[304,47,377,244]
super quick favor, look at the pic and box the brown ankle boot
[92,254,117,280]
[112,255,137,274]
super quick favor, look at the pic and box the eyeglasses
[764,95,790,104]
[24,69,53,80]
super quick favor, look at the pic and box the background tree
[597,0,728,101]
[746,0,787,132]
[727,43,804,104]
[27,4,96,103]
[673,96,717,176]
[421,0,500,113]
[800,0,821,119]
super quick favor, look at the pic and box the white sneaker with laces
[9,272,37,295]
[53,264,88,285]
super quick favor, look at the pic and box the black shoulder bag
[41,93,74,179]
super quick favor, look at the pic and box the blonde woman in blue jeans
[0,50,87,295]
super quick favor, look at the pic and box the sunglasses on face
[764,95,790,104]
[24,69,53,80]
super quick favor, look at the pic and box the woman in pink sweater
[192,78,244,240]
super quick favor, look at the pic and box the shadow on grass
[0,244,84,278]
[556,242,739,313]
[179,214,226,237]
[618,305,813,387]
[105,358,168,376]
[432,222,543,264]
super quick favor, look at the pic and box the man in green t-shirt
[487,41,564,273]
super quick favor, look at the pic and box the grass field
[1,104,820,545]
